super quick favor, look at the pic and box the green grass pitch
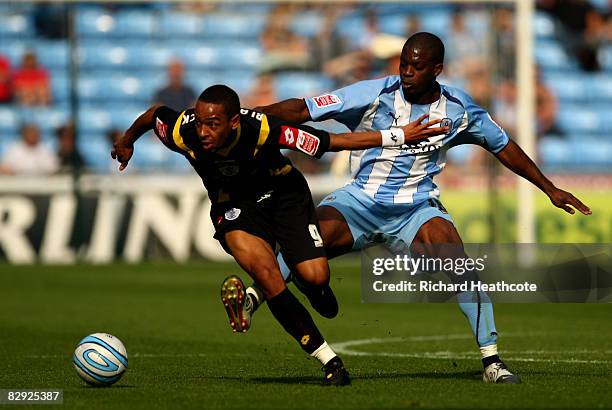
[1,261,610,409]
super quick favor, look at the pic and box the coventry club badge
[224,208,241,221]
[441,118,452,134]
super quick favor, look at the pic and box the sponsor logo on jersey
[400,139,444,154]
[312,94,341,108]
[296,130,320,156]
[155,118,168,144]
[282,127,295,145]
[216,216,224,225]
[224,208,241,221]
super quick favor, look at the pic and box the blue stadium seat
[114,10,155,37]
[78,135,111,173]
[0,13,33,38]
[78,41,145,69]
[376,15,407,37]
[105,75,150,104]
[600,46,612,71]
[130,134,173,171]
[0,41,26,66]
[533,12,555,39]
[146,46,174,68]
[51,72,70,104]
[544,73,587,102]
[419,11,452,38]
[291,11,323,38]
[572,138,612,167]
[535,40,572,69]
[76,8,116,37]
[590,74,612,101]
[20,107,69,134]
[201,14,266,38]
[0,107,20,135]
[108,105,146,130]
[539,137,572,167]
[78,107,113,133]
[159,12,204,37]
[34,41,69,70]
[275,73,334,100]
[557,105,601,134]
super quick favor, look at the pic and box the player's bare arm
[110,104,162,171]
[495,140,591,215]
[328,114,448,151]
[256,98,311,123]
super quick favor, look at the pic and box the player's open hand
[400,114,450,143]
[110,138,134,171]
[547,188,592,215]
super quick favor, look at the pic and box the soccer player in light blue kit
[233,32,591,384]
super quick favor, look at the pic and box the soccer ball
[73,333,128,386]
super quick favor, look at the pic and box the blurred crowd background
[0,0,611,177]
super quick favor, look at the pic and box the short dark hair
[198,84,240,117]
[403,32,445,65]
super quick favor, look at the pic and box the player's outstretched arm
[256,99,311,124]
[328,114,448,151]
[495,140,591,215]
[111,104,162,171]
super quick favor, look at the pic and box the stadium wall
[0,175,609,264]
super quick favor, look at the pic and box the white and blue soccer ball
[73,333,128,386]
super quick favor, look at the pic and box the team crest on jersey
[224,208,241,221]
[155,118,168,144]
[312,94,341,108]
[216,160,240,177]
[440,118,453,134]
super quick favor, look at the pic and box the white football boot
[483,362,522,384]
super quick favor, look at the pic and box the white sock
[310,341,336,366]
[480,344,498,360]
[246,286,263,313]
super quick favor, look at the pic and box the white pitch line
[331,334,612,365]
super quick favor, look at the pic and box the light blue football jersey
[305,76,509,205]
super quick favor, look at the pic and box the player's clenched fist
[110,138,134,171]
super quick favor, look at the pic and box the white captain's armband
[381,128,405,147]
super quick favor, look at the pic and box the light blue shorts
[319,184,454,251]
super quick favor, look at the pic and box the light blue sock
[456,291,498,347]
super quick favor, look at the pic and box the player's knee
[295,260,330,287]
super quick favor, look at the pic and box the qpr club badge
[224,208,241,221]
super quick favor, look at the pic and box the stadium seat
[51,72,70,104]
[590,74,612,101]
[159,12,204,37]
[376,14,407,37]
[19,107,70,134]
[201,14,266,39]
[0,107,20,135]
[275,73,334,100]
[557,105,601,134]
[291,10,323,38]
[78,107,113,133]
[419,11,452,38]
[0,13,33,38]
[600,46,612,71]
[544,73,587,102]
[34,41,69,70]
[78,41,145,69]
[76,8,116,37]
[533,12,555,39]
[539,136,572,168]
[78,134,111,173]
[572,138,612,167]
[114,10,155,37]
[535,40,572,69]
[0,41,26,66]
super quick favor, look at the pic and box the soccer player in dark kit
[111,84,448,385]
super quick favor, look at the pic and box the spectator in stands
[153,59,196,111]
[538,0,607,71]
[0,124,58,175]
[13,51,51,106]
[0,55,12,103]
[56,123,85,173]
[259,5,311,73]
[242,73,279,109]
